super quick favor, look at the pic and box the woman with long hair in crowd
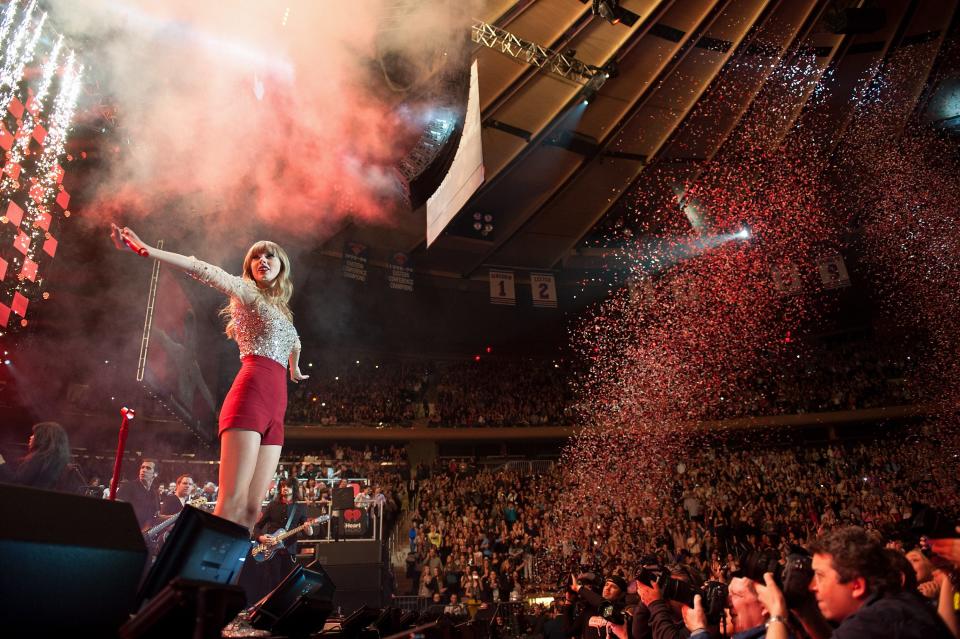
[1,421,72,490]
[111,224,308,531]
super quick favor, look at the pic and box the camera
[636,568,728,624]
[597,599,625,625]
[739,548,814,609]
[700,581,729,625]
[910,504,960,539]
[637,567,696,607]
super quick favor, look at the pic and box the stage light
[3,359,10,365]
[588,0,640,27]
[735,227,751,239]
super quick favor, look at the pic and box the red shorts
[219,354,287,446]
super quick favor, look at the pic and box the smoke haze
[49,0,471,242]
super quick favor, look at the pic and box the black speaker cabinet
[324,562,384,609]
[251,562,337,638]
[0,483,148,635]
[119,578,245,639]
[136,505,251,609]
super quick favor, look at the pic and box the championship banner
[817,253,851,289]
[342,241,368,283]
[387,251,414,292]
[530,273,557,308]
[771,262,802,295]
[489,270,515,306]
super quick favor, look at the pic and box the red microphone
[111,225,149,257]
[123,236,149,257]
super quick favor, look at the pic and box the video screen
[141,268,219,441]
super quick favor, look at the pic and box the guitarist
[244,479,314,603]
[159,474,196,519]
[117,459,161,529]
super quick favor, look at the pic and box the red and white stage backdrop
[0,1,81,334]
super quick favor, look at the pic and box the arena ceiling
[318,0,959,281]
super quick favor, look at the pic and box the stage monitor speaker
[338,605,385,638]
[397,609,418,629]
[371,606,410,635]
[136,505,250,609]
[250,562,336,638]
[0,483,148,635]
[119,578,246,639]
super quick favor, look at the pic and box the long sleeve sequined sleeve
[186,257,257,304]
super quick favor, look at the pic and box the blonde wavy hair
[222,240,294,339]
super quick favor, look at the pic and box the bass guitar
[143,496,207,552]
[250,515,330,562]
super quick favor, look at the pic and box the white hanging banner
[817,253,851,289]
[489,270,515,306]
[531,273,558,308]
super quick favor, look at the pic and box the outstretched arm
[111,224,257,304]
[289,338,309,383]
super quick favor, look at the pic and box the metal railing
[498,459,556,475]
[391,595,429,613]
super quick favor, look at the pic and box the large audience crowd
[283,337,913,428]
[3,412,959,638]
[403,426,960,638]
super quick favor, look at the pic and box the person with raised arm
[110,224,308,531]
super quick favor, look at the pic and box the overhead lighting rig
[471,20,604,85]
[581,0,641,27]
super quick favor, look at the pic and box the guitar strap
[284,503,299,532]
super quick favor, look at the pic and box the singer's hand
[110,223,150,256]
[290,367,309,383]
[110,223,125,250]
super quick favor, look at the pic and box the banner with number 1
[489,270,515,306]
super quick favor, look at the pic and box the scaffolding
[471,19,602,85]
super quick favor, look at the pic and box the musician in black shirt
[116,459,161,529]
[243,479,315,603]
[159,474,196,518]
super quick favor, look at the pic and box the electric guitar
[250,515,330,562]
[143,496,207,551]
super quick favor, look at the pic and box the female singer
[111,224,308,530]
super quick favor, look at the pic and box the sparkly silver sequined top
[188,257,301,368]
